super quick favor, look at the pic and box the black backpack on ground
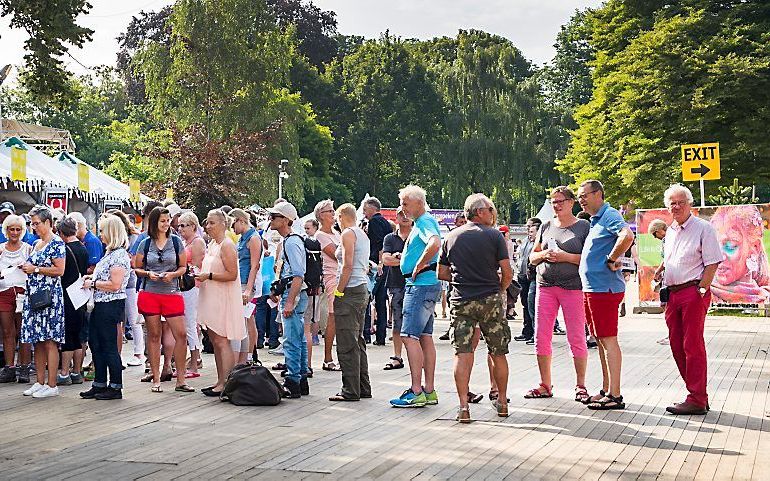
[219,350,283,406]
[283,234,323,294]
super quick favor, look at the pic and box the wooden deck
[1,305,769,480]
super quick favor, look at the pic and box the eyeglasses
[178,223,189,228]
[550,198,571,205]
[269,213,285,220]
[668,200,689,207]
[320,209,334,214]
[477,206,495,213]
[577,190,598,200]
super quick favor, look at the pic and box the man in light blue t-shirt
[390,185,442,408]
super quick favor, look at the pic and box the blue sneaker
[390,388,427,408]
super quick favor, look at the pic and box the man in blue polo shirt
[68,212,104,274]
[577,180,634,411]
[390,185,442,408]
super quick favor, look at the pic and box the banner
[78,163,90,192]
[44,188,68,212]
[380,207,463,226]
[165,188,174,201]
[636,204,770,305]
[10,146,26,181]
[129,179,141,203]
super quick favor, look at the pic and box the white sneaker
[126,356,145,367]
[32,385,60,398]
[657,336,669,345]
[268,344,284,355]
[23,382,44,396]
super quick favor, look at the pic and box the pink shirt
[315,229,341,282]
[663,214,722,286]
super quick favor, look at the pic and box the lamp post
[278,158,289,199]
[0,65,13,140]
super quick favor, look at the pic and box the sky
[0,0,601,85]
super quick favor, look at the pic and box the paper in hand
[66,277,92,310]
[243,300,257,318]
[547,239,559,251]
[0,265,27,286]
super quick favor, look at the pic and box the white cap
[266,201,298,221]
[166,203,183,218]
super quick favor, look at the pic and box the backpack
[219,352,283,406]
[283,234,323,293]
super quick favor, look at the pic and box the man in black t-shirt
[438,193,513,422]
[381,208,412,370]
[361,197,393,345]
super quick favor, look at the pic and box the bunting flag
[78,163,90,192]
[10,146,27,181]
[165,187,174,201]
[129,179,141,203]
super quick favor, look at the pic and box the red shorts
[137,291,185,319]
[0,287,24,312]
[583,292,625,338]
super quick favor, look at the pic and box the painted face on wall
[715,222,751,286]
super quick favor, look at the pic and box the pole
[278,174,283,199]
[699,178,706,207]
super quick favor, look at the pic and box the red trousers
[664,286,710,408]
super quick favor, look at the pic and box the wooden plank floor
[1,297,769,480]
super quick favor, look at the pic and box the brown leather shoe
[666,401,707,415]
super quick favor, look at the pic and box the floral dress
[21,235,66,344]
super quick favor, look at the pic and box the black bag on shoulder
[283,234,323,294]
[219,352,283,406]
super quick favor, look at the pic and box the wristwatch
[605,255,617,266]
[698,287,708,295]
[34,267,40,274]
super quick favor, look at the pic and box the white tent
[57,151,149,203]
[535,198,555,222]
[0,137,78,191]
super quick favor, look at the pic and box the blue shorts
[401,284,442,339]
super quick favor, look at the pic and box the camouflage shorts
[450,292,510,356]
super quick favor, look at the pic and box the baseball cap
[498,225,509,234]
[267,201,298,221]
[0,202,15,214]
[166,203,183,218]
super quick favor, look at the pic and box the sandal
[582,389,606,405]
[524,383,553,399]
[175,384,195,393]
[329,393,359,402]
[488,389,511,402]
[160,372,173,382]
[383,357,404,370]
[493,400,509,417]
[272,362,286,371]
[322,361,341,371]
[575,385,590,403]
[587,394,625,410]
[468,392,484,404]
[140,373,154,383]
[456,407,472,423]
[150,384,162,393]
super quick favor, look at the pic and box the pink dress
[197,238,245,340]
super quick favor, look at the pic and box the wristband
[334,289,345,298]
[209,272,213,281]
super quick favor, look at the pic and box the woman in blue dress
[20,205,66,398]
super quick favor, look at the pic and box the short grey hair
[363,197,381,211]
[648,219,668,236]
[29,205,54,226]
[314,199,334,220]
[399,184,427,206]
[464,193,493,221]
[663,184,694,207]
[56,217,78,237]
[67,211,87,229]
[1,214,26,239]
[579,179,605,199]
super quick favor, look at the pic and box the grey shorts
[388,287,405,333]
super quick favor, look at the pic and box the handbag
[219,349,283,406]
[29,288,53,310]
[178,265,196,292]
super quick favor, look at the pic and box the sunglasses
[178,223,190,228]
[157,249,165,264]
[269,213,285,220]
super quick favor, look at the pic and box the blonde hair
[98,215,128,252]
[178,211,200,229]
[229,208,250,227]
[207,209,230,227]
[335,203,357,227]
[648,219,667,236]
[1,214,26,240]
[314,199,334,220]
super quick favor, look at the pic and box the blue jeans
[364,273,389,344]
[90,299,125,389]
[281,290,309,383]
[255,295,279,346]
[401,283,442,340]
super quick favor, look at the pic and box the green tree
[1,0,93,107]
[560,0,770,207]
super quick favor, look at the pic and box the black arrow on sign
[690,163,711,177]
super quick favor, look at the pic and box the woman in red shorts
[134,207,193,393]
[0,214,33,383]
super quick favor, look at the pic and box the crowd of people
[0,180,722,419]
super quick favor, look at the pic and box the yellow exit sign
[681,143,720,181]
